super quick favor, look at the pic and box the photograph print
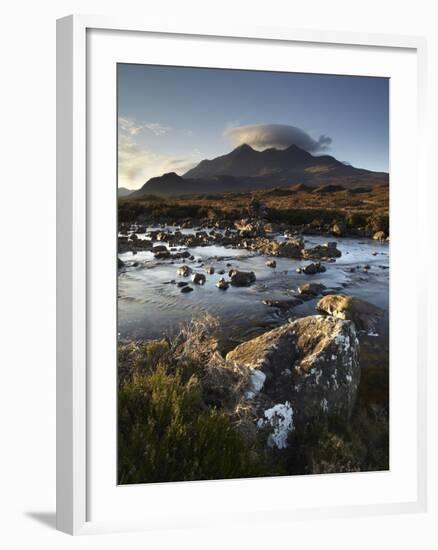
[117,64,389,485]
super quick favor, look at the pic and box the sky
[118,64,389,190]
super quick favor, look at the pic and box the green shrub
[283,408,389,475]
[118,368,262,484]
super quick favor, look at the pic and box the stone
[331,222,345,237]
[303,262,326,275]
[262,298,302,310]
[266,260,277,268]
[229,270,256,287]
[154,250,171,259]
[298,283,326,296]
[373,230,386,241]
[226,315,360,432]
[302,242,341,260]
[191,272,206,285]
[316,294,384,333]
[153,244,168,253]
[180,285,194,293]
[216,278,229,290]
[177,265,192,277]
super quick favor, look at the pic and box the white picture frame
[56,14,428,535]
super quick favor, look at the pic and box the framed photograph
[56,15,427,535]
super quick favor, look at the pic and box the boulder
[216,278,229,290]
[229,270,256,287]
[226,315,360,435]
[118,257,125,269]
[177,265,192,277]
[235,219,266,238]
[303,262,326,275]
[316,294,384,333]
[180,285,194,293]
[206,266,215,275]
[373,230,387,241]
[302,242,341,260]
[153,244,168,253]
[331,222,345,237]
[154,250,171,259]
[191,272,206,285]
[266,260,277,268]
[278,238,304,258]
[177,281,189,288]
[298,283,326,296]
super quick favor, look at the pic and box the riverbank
[118,183,389,239]
[117,218,389,482]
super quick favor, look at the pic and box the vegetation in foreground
[118,316,389,484]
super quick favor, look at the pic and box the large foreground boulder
[316,295,384,333]
[226,316,360,443]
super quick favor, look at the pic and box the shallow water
[118,229,389,344]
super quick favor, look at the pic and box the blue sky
[118,64,389,189]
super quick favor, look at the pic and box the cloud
[224,123,332,153]
[118,117,172,137]
[118,118,196,189]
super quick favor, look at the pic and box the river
[118,228,389,348]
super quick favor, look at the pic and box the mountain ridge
[128,144,388,198]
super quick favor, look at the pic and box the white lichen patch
[257,402,294,449]
[245,369,266,399]
[320,397,329,412]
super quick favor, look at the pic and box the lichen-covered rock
[316,294,384,334]
[226,315,360,432]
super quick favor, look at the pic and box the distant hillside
[118,187,133,198]
[130,144,388,198]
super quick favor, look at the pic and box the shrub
[118,367,263,484]
[283,407,389,475]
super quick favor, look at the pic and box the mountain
[129,144,388,198]
[118,187,133,197]
[184,143,322,179]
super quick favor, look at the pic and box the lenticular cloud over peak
[224,123,332,153]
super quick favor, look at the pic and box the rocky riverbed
[118,224,389,345]
[118,221,389,479]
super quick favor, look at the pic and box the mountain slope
[118,187,133,198]
[130,144,388,198]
